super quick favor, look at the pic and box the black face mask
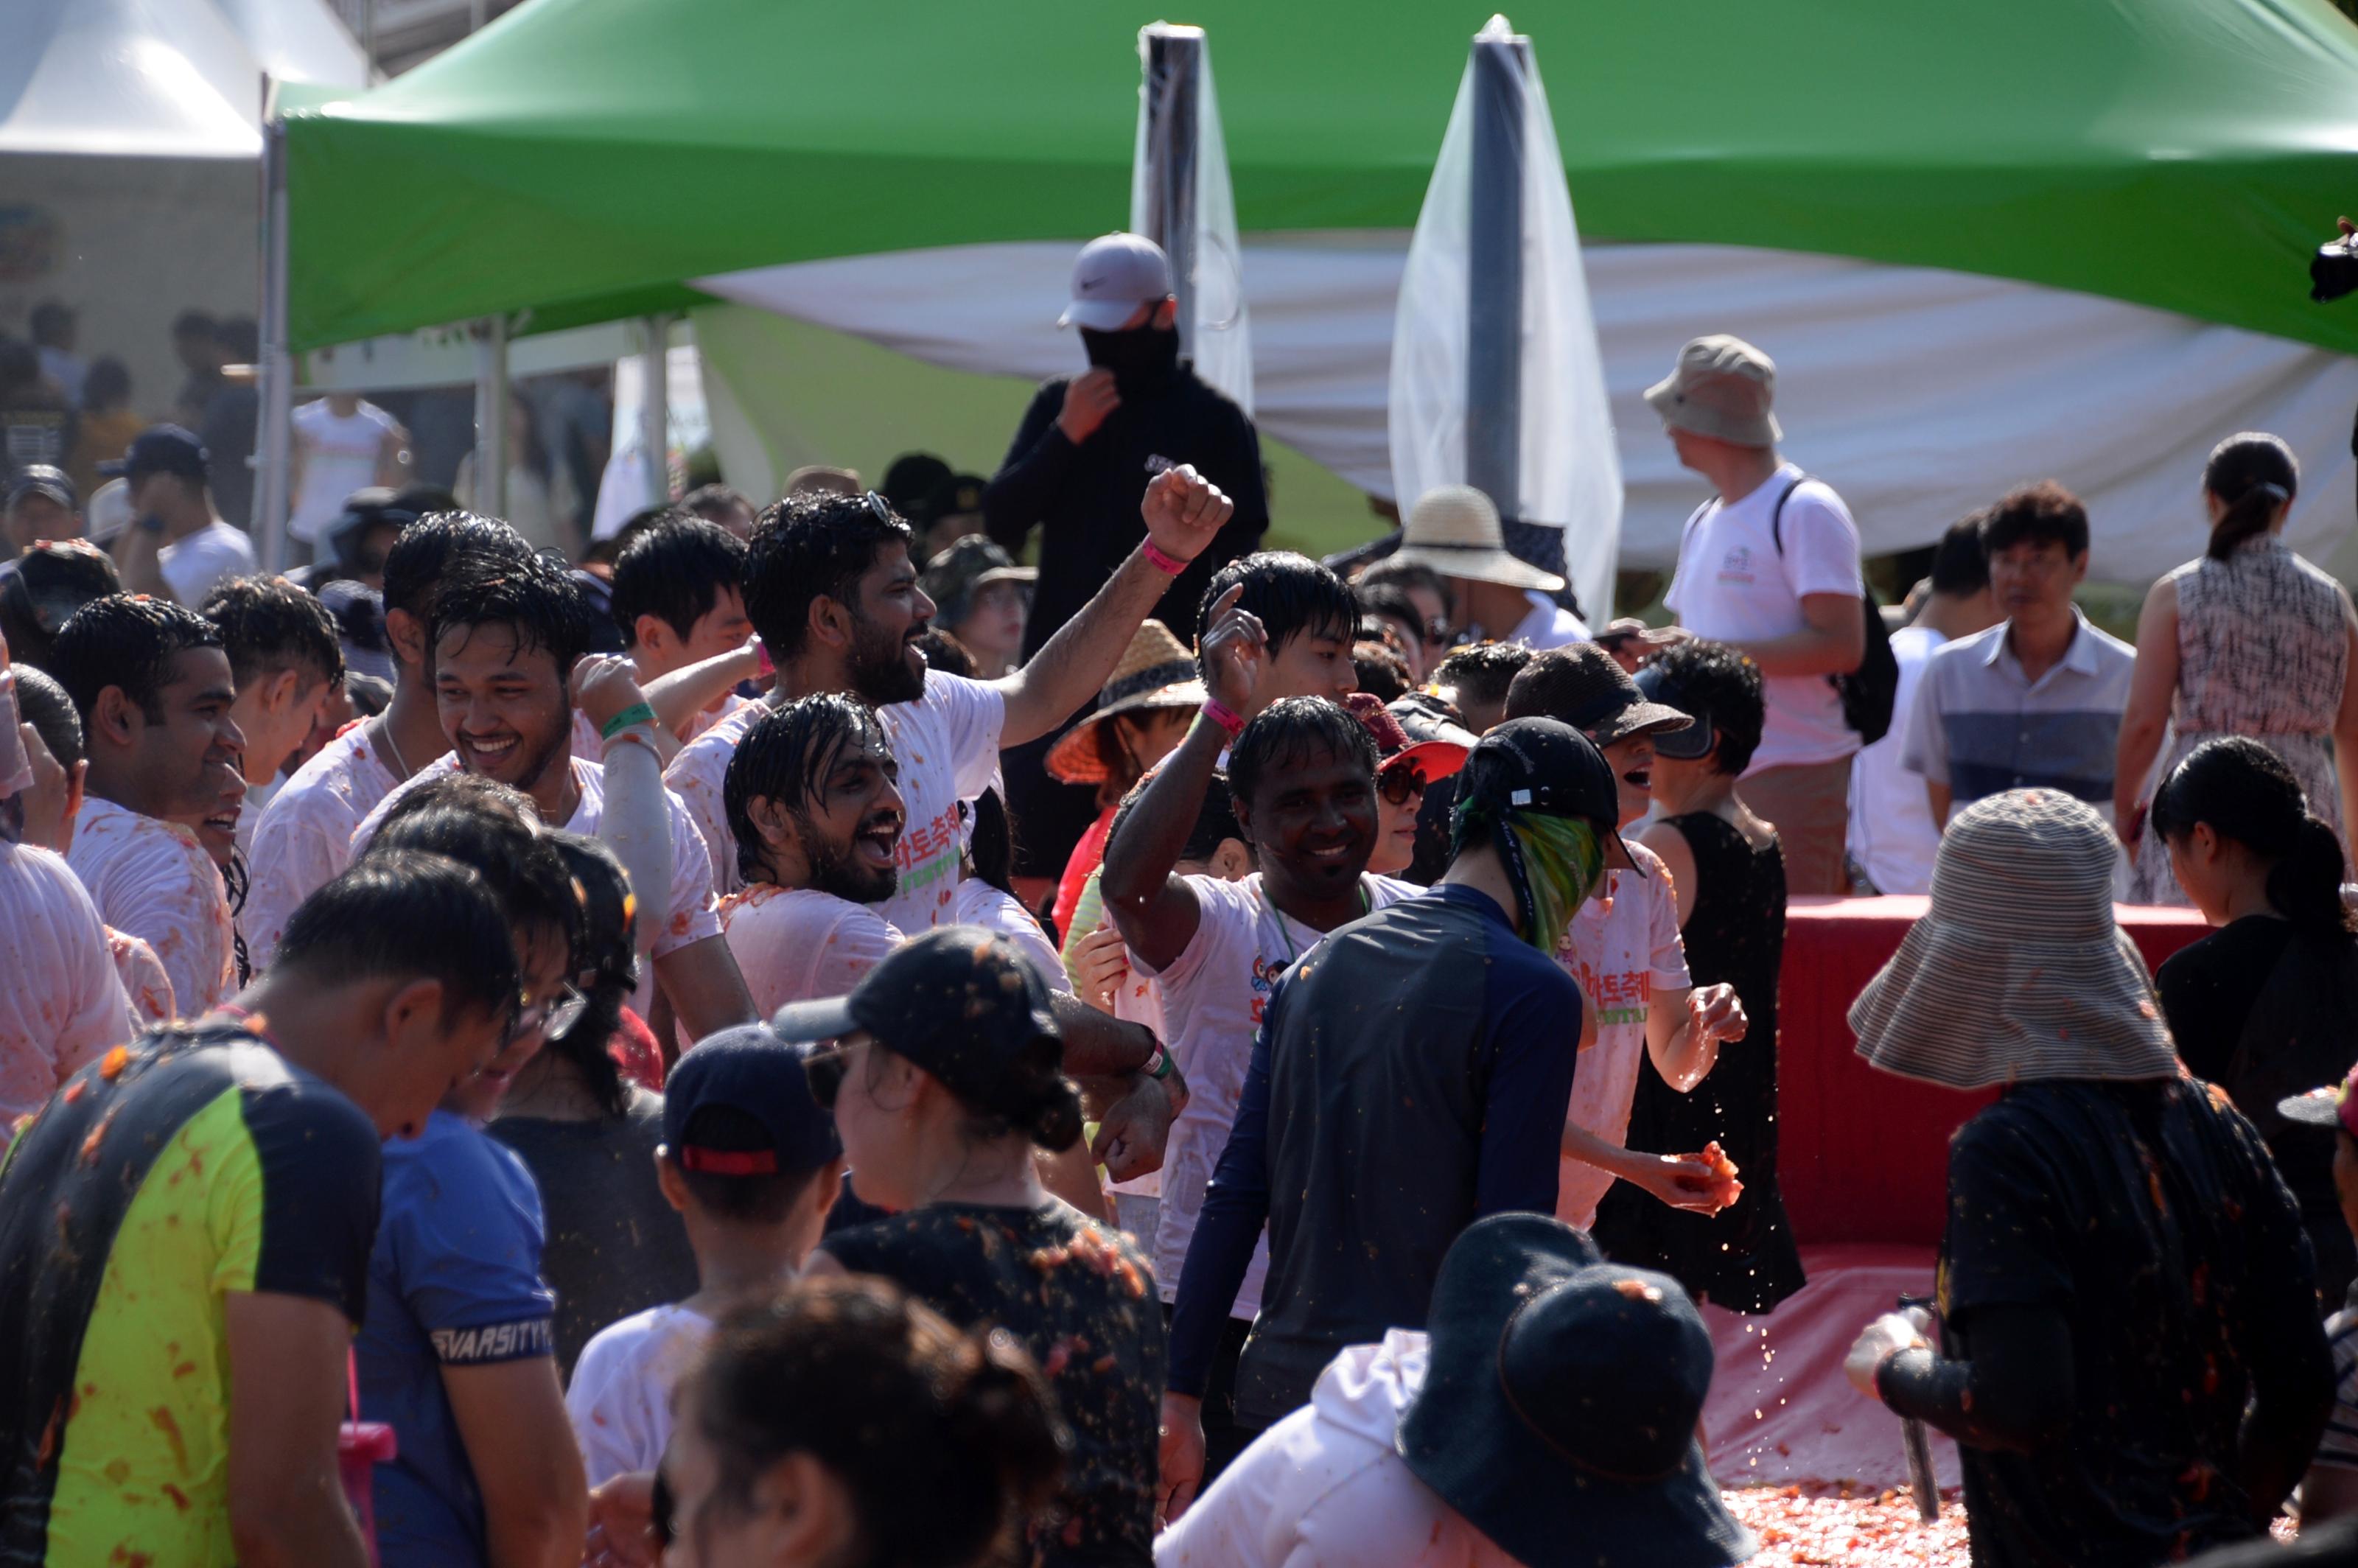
[1080,325,1181,397]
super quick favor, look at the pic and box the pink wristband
[1141,539,1190,578]
[1202,699,1246,739]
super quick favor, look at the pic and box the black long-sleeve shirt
[984,367,1267,661]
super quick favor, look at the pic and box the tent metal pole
[1139,28,1200,361]
[641,314,670,507]
[475,316,508,519]
[1466,29,1526,519]
[255,113,293,573]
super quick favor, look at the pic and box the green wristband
[600,701,657,740]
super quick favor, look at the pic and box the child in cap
[564,1024,844,1487]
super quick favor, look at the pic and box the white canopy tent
[698,237,2358,588]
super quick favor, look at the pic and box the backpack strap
[1768,475,1809,556]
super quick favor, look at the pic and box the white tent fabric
[1388,17,1622,618]
[699,237,2358,586]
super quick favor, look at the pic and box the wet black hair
[200,575,345,690]
[1195,552,1357,679]
[1358,557,1449,606]
[1929,511,1992,598]
[743,491,913,661]
[1351,640,1412,703]
[724,695,892,885]
[427,552,595,679]
[2150,736,2354,935]
[685,1275,1066,1568]
[1227,696,1379,821]
[1356,583,1427,643]
[539,831,636,1119]
[380,511,533,624]
[1982,480,2090,560]
[968,789,1017,899]
[274,849,524,1025]
[13,665,80,769]
[2201,432,2299,564]
[1645,639,1767,778]
[1109,768,1243,867]
[49,593,225,725]
[363,783,584,959]
[609,517,749,648]
[1432,641,1532,712]
[671,1102,828,1224]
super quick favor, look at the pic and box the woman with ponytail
[2154,737,2358,1298]
[2120,432,2358,903]
[780,925,1163,1567]
[660,1274,1067,1568]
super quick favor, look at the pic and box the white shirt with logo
[1133,872,1418,1314]
[1553,841,1692,1230]
[1664,461,1864,773]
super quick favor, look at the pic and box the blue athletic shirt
[357,1109,557,1568]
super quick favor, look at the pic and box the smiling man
[1102,595,1415,1481]
[50,592,246,1014]
[718,694,909,1017]
[354,553,758,1045]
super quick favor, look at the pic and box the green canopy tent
[279,0,2358,354]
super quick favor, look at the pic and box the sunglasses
[505,980,589,1047]
[804,1038,862,1109]
[1378,763,1430,808]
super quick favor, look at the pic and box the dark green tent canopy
[284,0,2358,354]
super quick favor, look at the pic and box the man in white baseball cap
[983,232,1269,892]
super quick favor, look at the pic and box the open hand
[1197,583,1269,719]
[1058,368,1121,444]
[570,654,651,735]
[1141,464,1234,568]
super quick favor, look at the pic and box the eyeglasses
[1379,763,1430,808]
[508,980,589,1046]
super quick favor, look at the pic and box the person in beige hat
[1841,788,2329,1567]
[1638,335,1867,895]
[1392,485,1590,651]
[1043,618,1205,937]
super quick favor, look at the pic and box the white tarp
[699,237,2358,587]
[1130,24,1253,416]
[1389,16,1621,618]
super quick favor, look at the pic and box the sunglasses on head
[1378,763,1429,807]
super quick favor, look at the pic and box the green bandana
[1500,811,1605,956]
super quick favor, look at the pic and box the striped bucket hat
[1849,790,2180,1089]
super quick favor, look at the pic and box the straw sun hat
[1848,790,2180,1090]
[1044,620,1206,785]
[1389,486,1565,593]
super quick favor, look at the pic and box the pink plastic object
[339,1353,397,1567]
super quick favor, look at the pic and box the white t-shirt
[245,720,407,972]
[1553,841,1691,1230]
[1508,591,1592,650]
[665,673,1008,935]
[949,878,1072,996]
[1135,872,1418,1315]
[159,520,258,607]
[564,1303,712,1488]
[0,842,135,1141]
[1847,625,1947,895]
[354,754,722,1015]
[108,925,175,1025]
[721,884,903,1017]
[1664,462,1864,773]
[66,796,237,1019]
[1153,1329,1515,1568]
[290,399,399,542]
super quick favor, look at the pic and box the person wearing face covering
[985,232,1270,883]
[1158,717,1616,1521]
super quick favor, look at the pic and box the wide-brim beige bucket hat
[1645,335,1783,449]
[1044,620,1206,785]
[1388,485,1564,593]
[1849,789,2180,1090]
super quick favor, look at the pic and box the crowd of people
[2,229,2358,1568]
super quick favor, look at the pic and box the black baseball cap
[1458,716,1641,869]
[1635,662,1718,762]
[545,830,640,998]
[772,925,1060,1109]
[3,464,75,514]
[662,1024,842,1177]
[98,424,209,482]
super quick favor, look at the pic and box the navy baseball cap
[98,424,209,481]
[1635,662,1718,762]
[662,1024,842,1177]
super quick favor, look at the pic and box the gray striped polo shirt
[1899,609,2138,817]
